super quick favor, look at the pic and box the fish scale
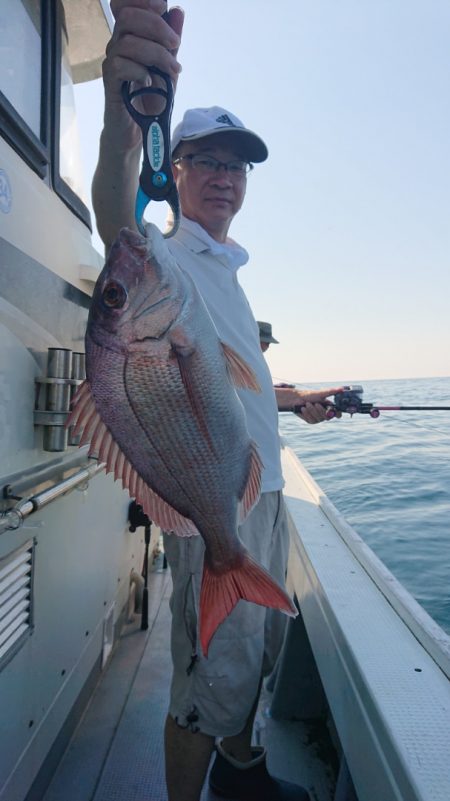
[124,361,228,498]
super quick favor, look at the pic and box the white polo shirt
[167,217,283,493]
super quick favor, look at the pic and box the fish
[67,224,297,655]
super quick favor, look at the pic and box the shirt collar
[175,215,249,272]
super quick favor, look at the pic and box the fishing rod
[288,385,450,419]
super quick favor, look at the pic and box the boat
[1,3,450,800]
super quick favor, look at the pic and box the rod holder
[68,352,86,446]
[34,348,84,452]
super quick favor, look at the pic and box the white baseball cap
[171,106,268,163]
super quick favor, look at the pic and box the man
[93,4,341,799]
[258,321,279,353]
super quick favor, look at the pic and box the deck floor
[42,555,334,801]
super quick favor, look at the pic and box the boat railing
[274,444,450,801]
[0,458,104,537]
[283,441,450,677]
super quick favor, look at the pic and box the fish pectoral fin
[239,442,264,522]
[199,552,297,657]
[221,343,261,392]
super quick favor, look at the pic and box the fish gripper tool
[122,65,180,238]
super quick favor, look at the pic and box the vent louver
[0,540,35,669]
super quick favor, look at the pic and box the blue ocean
[278,376,450,635]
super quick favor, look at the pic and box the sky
[74,0,450,385]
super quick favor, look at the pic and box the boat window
[0,0,91,226]
[0,0,48,177]
[58,20,88,206]
[51,1,91,228]
[0,0,42,137]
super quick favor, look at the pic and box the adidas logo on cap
[215,114,237,127]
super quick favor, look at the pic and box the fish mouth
[118,227,147,250]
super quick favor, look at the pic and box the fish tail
[199,552,297,657]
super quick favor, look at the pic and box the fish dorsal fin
[221,343,261,392]
[66,380,199,537]
[239,442,263,522]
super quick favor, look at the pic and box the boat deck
[41,553,335,801]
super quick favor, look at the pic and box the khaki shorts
[163,491,291,737]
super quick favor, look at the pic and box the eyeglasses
[172,154,253,176]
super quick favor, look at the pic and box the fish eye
[101,281,127,309]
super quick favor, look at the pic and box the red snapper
[67,225,296,655]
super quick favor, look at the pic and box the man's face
[172,134,248,239]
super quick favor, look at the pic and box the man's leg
[164,714,215,801]
[165,679,263,801]
[209,671,311,801]
[220,678,263,762]
[162,493,290,799]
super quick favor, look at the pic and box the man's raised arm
[92,1,184,252]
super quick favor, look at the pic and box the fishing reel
[326,385,380,419]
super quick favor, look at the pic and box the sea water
[279,376,450,635]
